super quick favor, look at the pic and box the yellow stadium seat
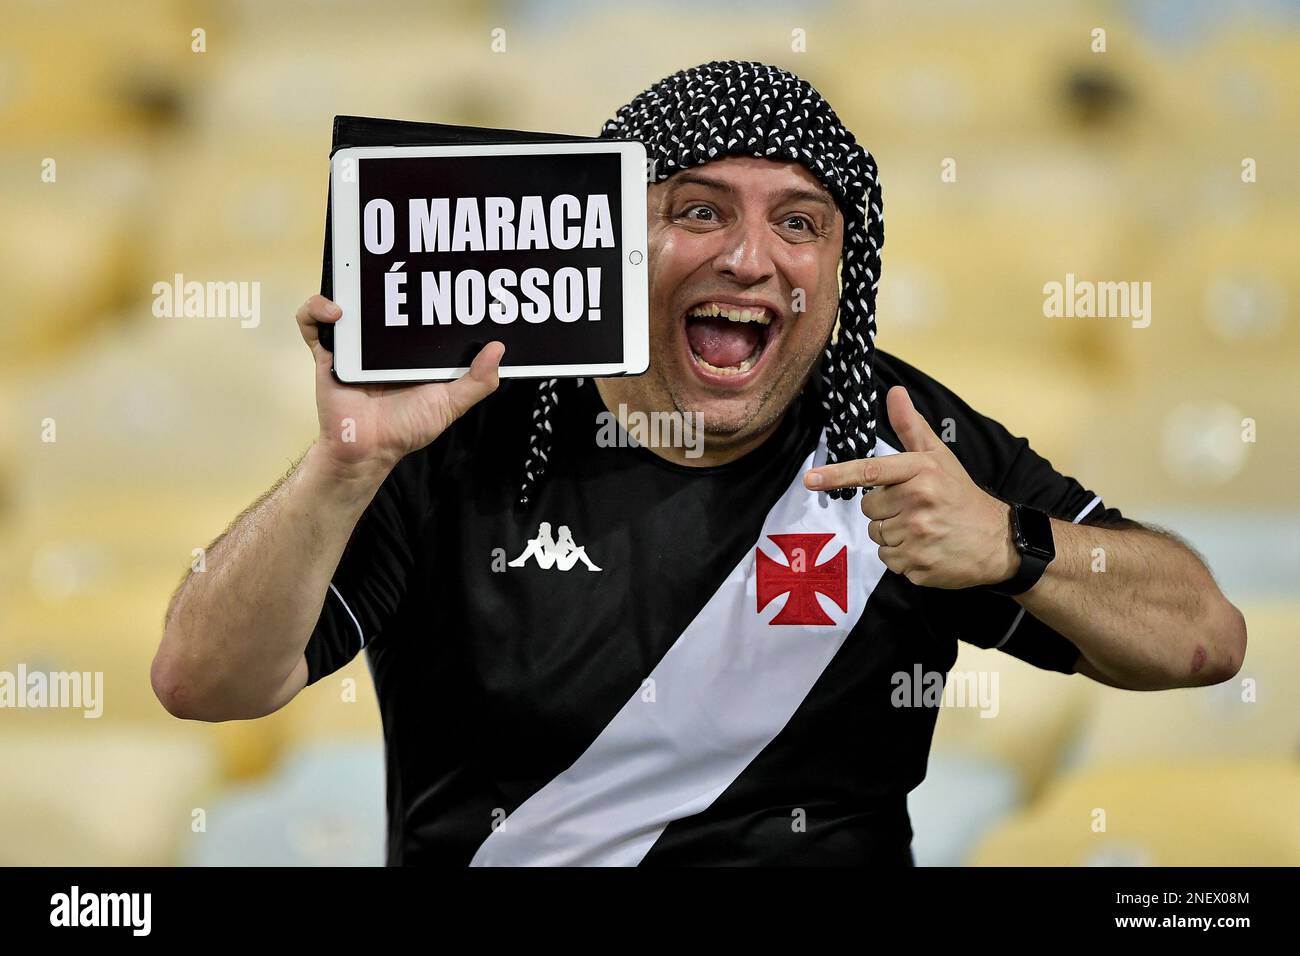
[970,759,1300,865]
[1072,359,1300,509]
[0,727,220,866]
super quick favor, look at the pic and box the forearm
[1009,514,1247,690]
[154,441,392,720]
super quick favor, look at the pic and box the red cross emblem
[755,533,849,626]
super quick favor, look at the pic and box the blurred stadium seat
[180,740,385,866]
[969,759,1300,866]
[0,727,219,866]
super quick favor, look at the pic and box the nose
[712,214,776,286]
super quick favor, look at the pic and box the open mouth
[683,301,779,381]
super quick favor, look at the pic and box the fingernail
[805,472,823,488]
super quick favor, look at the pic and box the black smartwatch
[983,502,1056,596]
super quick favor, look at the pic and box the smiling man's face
[600,155,845,460]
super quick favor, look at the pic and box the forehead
[653,155,837,207]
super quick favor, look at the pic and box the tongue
[686,316,761,368]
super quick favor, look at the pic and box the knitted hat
[518,59,884,506]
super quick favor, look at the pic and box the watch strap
[983,502,1054,597]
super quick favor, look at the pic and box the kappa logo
[755,533,848,626]
[509,522,602,572]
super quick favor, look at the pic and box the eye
[783,214,815,231]
[680,204,716,222]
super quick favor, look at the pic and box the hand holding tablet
[295,294,505,478]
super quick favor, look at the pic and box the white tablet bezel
[329,141,649,384]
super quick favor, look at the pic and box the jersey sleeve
[303,449,430,686]
[878,352,1127,675]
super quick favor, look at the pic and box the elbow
[1194,601,1247,687]
[1219,602,1248,681]
[152,626,297,722]
[151,635,218,722]
[150,647,195,720]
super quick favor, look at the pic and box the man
[153,61,1246,866]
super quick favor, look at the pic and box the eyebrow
[665,172,836,213]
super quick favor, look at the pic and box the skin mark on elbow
[1190,644,1207,675]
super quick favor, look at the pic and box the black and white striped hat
[518,59,884,506]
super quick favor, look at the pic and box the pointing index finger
[803,452,926,492]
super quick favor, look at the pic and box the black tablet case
[318,114,601,353]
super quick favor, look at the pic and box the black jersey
[303,348,1124,866]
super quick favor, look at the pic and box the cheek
[649,231,701,288]
[647,232,715,331]
[644,237,687,358]
[782,252,840,348]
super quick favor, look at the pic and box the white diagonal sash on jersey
[471,429,899,866]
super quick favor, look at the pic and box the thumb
[441,341,505,421]
[888,386,946,454]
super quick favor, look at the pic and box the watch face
[1015,505,1055,560]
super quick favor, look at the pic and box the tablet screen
[356,152,625,372]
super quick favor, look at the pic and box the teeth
[690,341,763,376]
[687,302,772,325]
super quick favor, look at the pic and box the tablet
[329,141,650,384]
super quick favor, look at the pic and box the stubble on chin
[665,352,816,442]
